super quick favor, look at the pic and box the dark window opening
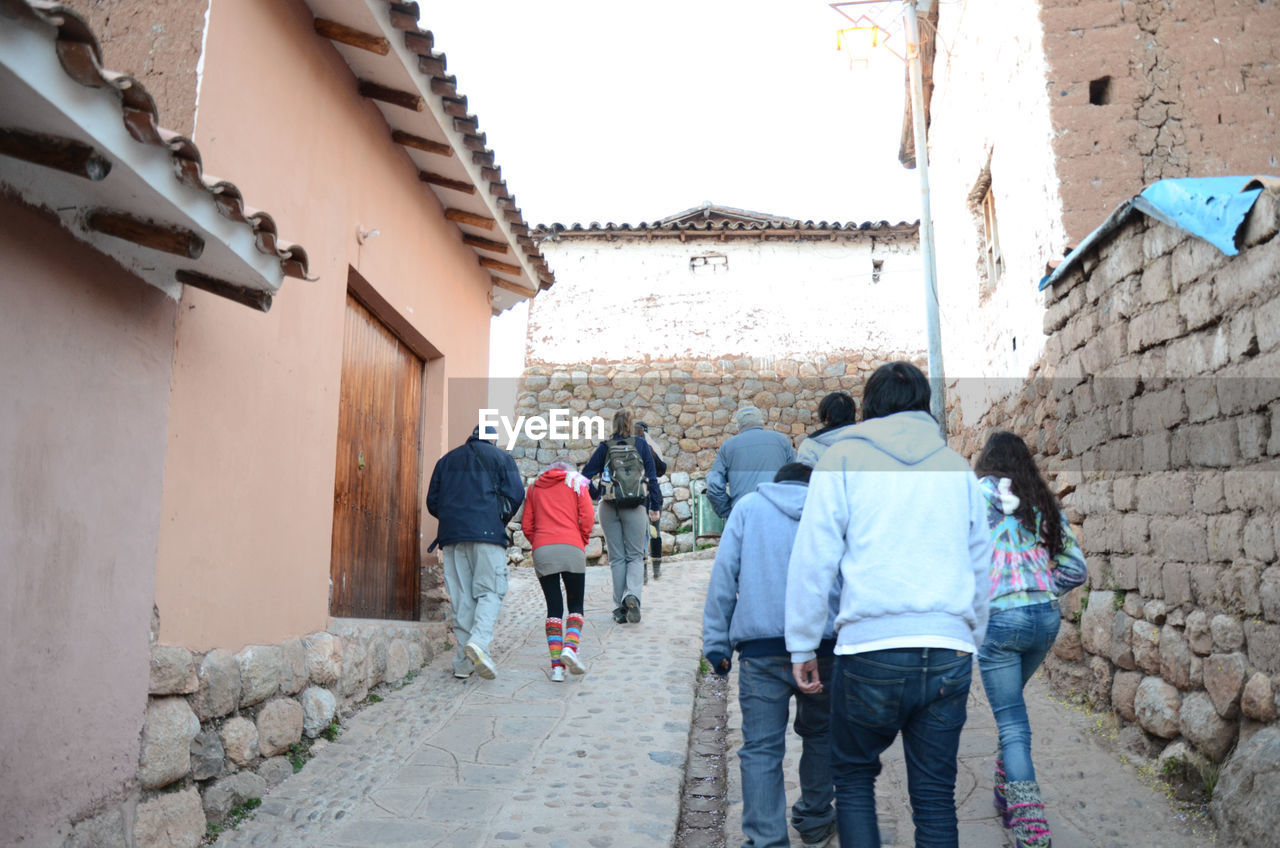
[1012,336,1017,351]
[871,258,884,284]
[1089,77,1111,105]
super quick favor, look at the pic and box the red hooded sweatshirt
[521,467,595,549]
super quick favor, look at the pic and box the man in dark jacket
[706,406,796,518]
[427,423,525,680]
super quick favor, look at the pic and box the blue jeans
[978,601,1060,783]
[737,654,835,847]
[831,648,973,848]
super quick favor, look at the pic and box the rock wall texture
[506,349,925,561]
[948,188,1280,798]
[62,621,443,847]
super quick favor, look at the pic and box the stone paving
[218,548,1220,848]
[216,552,715,848]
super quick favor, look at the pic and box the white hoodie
[785,410,992,662]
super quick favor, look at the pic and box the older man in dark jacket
[706,406,796,518]
[427,423,524,680]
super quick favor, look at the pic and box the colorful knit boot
[1004,780,1052,848]
[994,749,1009,824]
[545,618,564,670]
[561,613,585,674]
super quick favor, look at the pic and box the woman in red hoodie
[521,458,595,681]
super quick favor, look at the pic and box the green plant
[287,742,312,773]
[320,719,342,742]
[1199,759,1223,799]
[365,692,383,704]
[1113,589,1126,610]
[204,798,262,843]
[697,656,711,678]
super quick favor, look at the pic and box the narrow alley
[215,553,1214,848]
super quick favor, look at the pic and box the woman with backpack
[973,431,1087,848]
[582,409,663,624]
[521,458,594,682]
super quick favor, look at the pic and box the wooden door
[330,294,423,620]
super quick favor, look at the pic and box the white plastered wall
[925,0,1069,421]
[526,235,925,365]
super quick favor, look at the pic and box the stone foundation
[65,620,445,846]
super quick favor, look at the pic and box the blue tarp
[1039,175,1274,290]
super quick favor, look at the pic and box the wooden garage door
[330,294,423,620]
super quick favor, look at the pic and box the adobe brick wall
[1042,0,1280,245]
[950,187,1280,764]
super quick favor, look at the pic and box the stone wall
[507,349,924,561]
[949,188,1280,770]
[64,621,445,846]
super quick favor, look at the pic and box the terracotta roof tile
[2,0,312,283]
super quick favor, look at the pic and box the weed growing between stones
[319,719,342,742]
[203,797,261,844]
[364,692,383,704]
[287,742,312,773]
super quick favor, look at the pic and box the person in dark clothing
[582,409,662,623]
[427,423,525,680]
[796,391,858,468]
[635,421,668,581]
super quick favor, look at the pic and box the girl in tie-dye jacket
[973,431,1086,848]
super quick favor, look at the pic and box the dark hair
[817,391,857,427]
[974,430,1065,558]
[774,462,813,484]
[861,361,932,421]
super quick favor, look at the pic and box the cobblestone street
[212,551,1219,848]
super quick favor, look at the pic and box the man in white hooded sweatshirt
[785,361,992,848]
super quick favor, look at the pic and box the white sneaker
[560,646,586,675]
[464,642,496,679]
[550,665,566,682]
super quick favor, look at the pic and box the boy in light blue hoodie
[786,362,992,848]
[703,463,839,848]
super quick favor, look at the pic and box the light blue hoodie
[785,410,992,662]
[702,481,838,667]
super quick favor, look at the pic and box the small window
[871,258,884,284]
[980,185,1004,288]
[689,252,728,274]
[1089,77,1111,105]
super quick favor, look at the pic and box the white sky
[417,2,927,389]
[421,1,923,226]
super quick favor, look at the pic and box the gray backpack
[604,437,646,508]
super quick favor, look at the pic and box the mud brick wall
[508,350,924,561]
[951,187,1280,766]
[1042,0,1280,244]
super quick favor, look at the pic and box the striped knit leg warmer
[545,618,564,668]
[564,613,583,654]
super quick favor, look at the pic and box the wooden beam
[391,129,452,157]
[478,256,523,275]
[417,54,446,77]
[444,208,495,230]
[0,128,111,180]
[419,170,475,194]
[86,209,204,258]
[402,30,432,54]
[491,275,535,296]
[462,233,510,254]
[313,18,389,55]
[176,269,272,312]
[357,80,423,111]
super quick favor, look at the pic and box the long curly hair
[974,430,1065,558]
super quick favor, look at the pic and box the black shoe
[623,595,641,623]
[612,607,627,624]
